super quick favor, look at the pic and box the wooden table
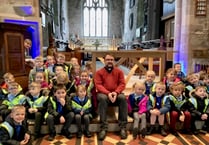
[82,50,173,84]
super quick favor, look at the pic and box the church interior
[0,0,209,145]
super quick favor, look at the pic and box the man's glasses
[105,59,114,61]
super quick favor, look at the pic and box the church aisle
[33,131,209,145]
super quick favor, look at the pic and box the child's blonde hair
[3,72,14,80]
[70,57,79,65]
[35,56,44,62]
[24,39,32,44]
[35,72,46,79]
[154,82,166,90]
[132,82,146,92]
[8,82,19,88]
[57,53,65,59]
[47,55,54,60]
[11,105,25,113]
[166,68,177,76]
[195,85,206,92]
[76,85,87,94]
[169,81,185,92]
[199,73,209,81]
[57,72,69,84]
[186,73,199,82]
[146,70,156,77]
[28,82,41,89]
[80,69,89,76]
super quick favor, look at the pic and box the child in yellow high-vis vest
[0,73,22,104]
[25,82,49,140]
[0,82,26,121]
[144,70,156,96]
[28,56,54,84]
[45,84,75,141]
[54,53,73,79]
[49,72,76,97]
[169,82,191,136]
[187,86,209,135]
[71,85,92,138]
[74,70,97,118]
[147,82,171,136]
[0,105,31,145]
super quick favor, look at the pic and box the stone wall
[174,0,209,74]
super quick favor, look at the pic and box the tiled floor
[33,131,209,145]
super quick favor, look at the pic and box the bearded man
[94,53,128,140]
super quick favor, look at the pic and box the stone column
[174,0,192,74]
[174,0,181,62]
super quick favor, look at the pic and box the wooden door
[4,32,25,75]
[0,23,27,76]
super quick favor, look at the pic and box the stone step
[27,105,205,134]
[28,107,133,134]
[28,121,133,134]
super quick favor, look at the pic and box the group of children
[127,63,209,139]
[0,53,95,144]
[0,54,209,144]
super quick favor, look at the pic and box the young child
[144,70,156,96]
[74,70,97,117]
[70,57,79,66]
[34,72,49,90]
[199,73,209,94]
[147,82,170,136]
[84,61,93,78]
[163,68,180,93]
[0,72,22,103]
[50,72,76,97]
[45,55,55,73]
[55,53,73,78]
[187,86,209,134]
[28,56,53,84]
[49,64,65,89]
[127,82,148,139]
[25,82,49,139]
[24,38,32,57]
[173,63,186,81]
[45,84,75,141]
[70,64,81,81]
[184,73,200,98]
[49,64,65,84]
[0,105,31,145]
[169,82,191,136]
[71,85,92,138]
[0,82,26,121]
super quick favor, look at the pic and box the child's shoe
[61,129,73,139]
[84,130,92,138]
[48,134,55,141]
[192,129,199,135]
[170,129,178,136]
[77,130,83,138]
[147,125,155,135]
[160,126,167,136]
[132,128,138,139]
[141,128,146,138]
